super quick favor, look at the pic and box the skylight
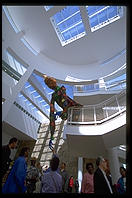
[50,6,86,46]
[86,6,123,32]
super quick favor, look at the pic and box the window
[6,51,27,75]
[50,6,86,46]
[86,6,123,32]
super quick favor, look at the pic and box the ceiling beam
[79,6,91,35]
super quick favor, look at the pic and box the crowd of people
[81,156,126,195]
[2,137,126,194]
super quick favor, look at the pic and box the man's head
[9,137,18,149]
[120,166,126,178]
[50,156,60,171]
[86,163,94,174]
[96,156,107,171]
[19,147,30,158]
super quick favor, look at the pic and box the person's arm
[52,149,59,158]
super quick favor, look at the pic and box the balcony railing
[67,90,126,125]
[73,79,126,94]
[73,64,126,94]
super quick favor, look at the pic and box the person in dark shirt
[94,156,113,195]
[2,137,18,179]
[59,162,69,193]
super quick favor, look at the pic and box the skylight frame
[86,6,123,32]
[50,6,86,46]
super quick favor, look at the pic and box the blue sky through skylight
[86,6,123,32]
[50,6,86,46]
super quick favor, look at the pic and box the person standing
[94,156,113,195]
[2,147,30,194]
[81,163,94,193]
[2,137,18,179]
[75,179,79,193]
[116,166,126,194]
[68,176,74,193]
[41,156,62,193]
[59,162,69,193]
[26,157,39,193]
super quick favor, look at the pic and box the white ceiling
[5,6,126,66]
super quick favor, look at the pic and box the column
[78,157,83,193]
[2,65,35,121]
[107,147,121,184]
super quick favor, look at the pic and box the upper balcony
[73,63,126,96]
[67,89,126,125]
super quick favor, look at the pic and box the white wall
[4,104,39,140]
[2,71,16,99]
[2,132,12,145]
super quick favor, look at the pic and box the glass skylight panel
[86,6,123,32]
[50,6,86,46]
[32,73,51,94]
[32,91,39,97]
[7,52,17,71]
[6,51,27,75]
[25,82,31,88]
[14,59,24,75]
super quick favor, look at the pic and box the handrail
[67,90,126,125]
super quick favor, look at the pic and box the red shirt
[69,178,74,187]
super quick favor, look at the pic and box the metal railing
[67,90,126,125]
